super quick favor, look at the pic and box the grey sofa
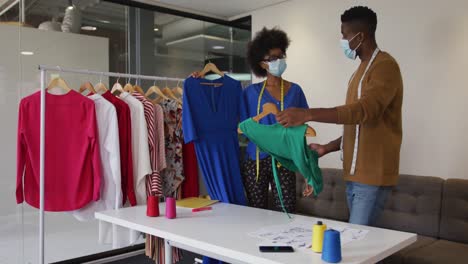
[292,168,468,264]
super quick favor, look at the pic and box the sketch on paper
[249,221,369,250]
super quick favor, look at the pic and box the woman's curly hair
[247,27,291,77]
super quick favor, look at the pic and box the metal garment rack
[37,65,185,264]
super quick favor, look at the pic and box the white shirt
[114,92,152,246]
[72,94,122,243]
[119,92,152,205]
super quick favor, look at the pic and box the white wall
[0,24,111,263]
[250,0,468,179]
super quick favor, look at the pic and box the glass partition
[0,1,250,263]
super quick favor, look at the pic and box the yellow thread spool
[312,221,327,253]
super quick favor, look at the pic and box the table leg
[165,239,172,264]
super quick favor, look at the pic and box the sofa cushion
[381,235,436,264]
[375,174,443,237]
[405,239,468,264]
[296,169,349,221]
[439,179,468,243]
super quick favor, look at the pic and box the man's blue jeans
[346,181,392,226]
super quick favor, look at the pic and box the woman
[240,27,312,213]
[191,27,312,213]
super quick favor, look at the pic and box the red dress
[182,142,199,198]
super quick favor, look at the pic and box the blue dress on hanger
[183,75,247,206]
[183,75,247,264]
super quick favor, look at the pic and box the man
[276,6,403,226]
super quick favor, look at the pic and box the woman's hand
[303,178,314,197]
[190,71,202,78]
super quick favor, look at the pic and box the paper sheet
[249,221,369,250]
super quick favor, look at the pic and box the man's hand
[276,108,310,127]
[303,182,314,197]
[309,143,328,157]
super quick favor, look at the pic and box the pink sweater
[17,90,102,211]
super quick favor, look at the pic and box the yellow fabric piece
[176,197,219,209]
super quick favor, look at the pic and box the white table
[95,203,416,264]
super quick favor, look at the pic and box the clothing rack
[37,65,185,264]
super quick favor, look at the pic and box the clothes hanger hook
[56,66,62,76]
[99,72,103,84]
[116,75,120,84]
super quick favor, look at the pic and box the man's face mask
[340,32,362,60]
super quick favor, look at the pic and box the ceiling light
[99,20,110,24]
[212,45,225,50]
[154,28,159,32]
[21,51,34,56]
[81,26,97,31]
[66,6,74,10]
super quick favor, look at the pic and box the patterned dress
[160,99,184,197]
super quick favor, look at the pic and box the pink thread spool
[165,197,177,219]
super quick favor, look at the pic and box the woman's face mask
[266,58,287,77]
[340,32,362,60]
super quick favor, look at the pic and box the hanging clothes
[160,99,184,197]
[154,103,167,172]
[119,92,152,205]
[182,76,247,205]
[183,76,247,264]
[17,90,102,211]
[102,90,136,206]
[182,142,199,198]
[145,99,182,264]
[106,91,152,248]
[70,94,123,246]
[72,93,122,221]
[132,92,163,197]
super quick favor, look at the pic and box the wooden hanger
[172,80,183,98]
[133,84,145,95]
[162,79,182,104]
[79,81,96,94]
[152,97,164,105]
[145,82,169,102]
[111,77,124,95]
[199,62,224,86]
[238,103,317,137]
[47,76,72,92]
[95,73,108,94]
[123,77,134,93]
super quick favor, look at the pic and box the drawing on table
[249,221,369,250]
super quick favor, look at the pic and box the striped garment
[153,104,166,172]
[132,92,163,196]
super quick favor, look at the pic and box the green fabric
[270,156,292,218]
[239,118,323,211]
